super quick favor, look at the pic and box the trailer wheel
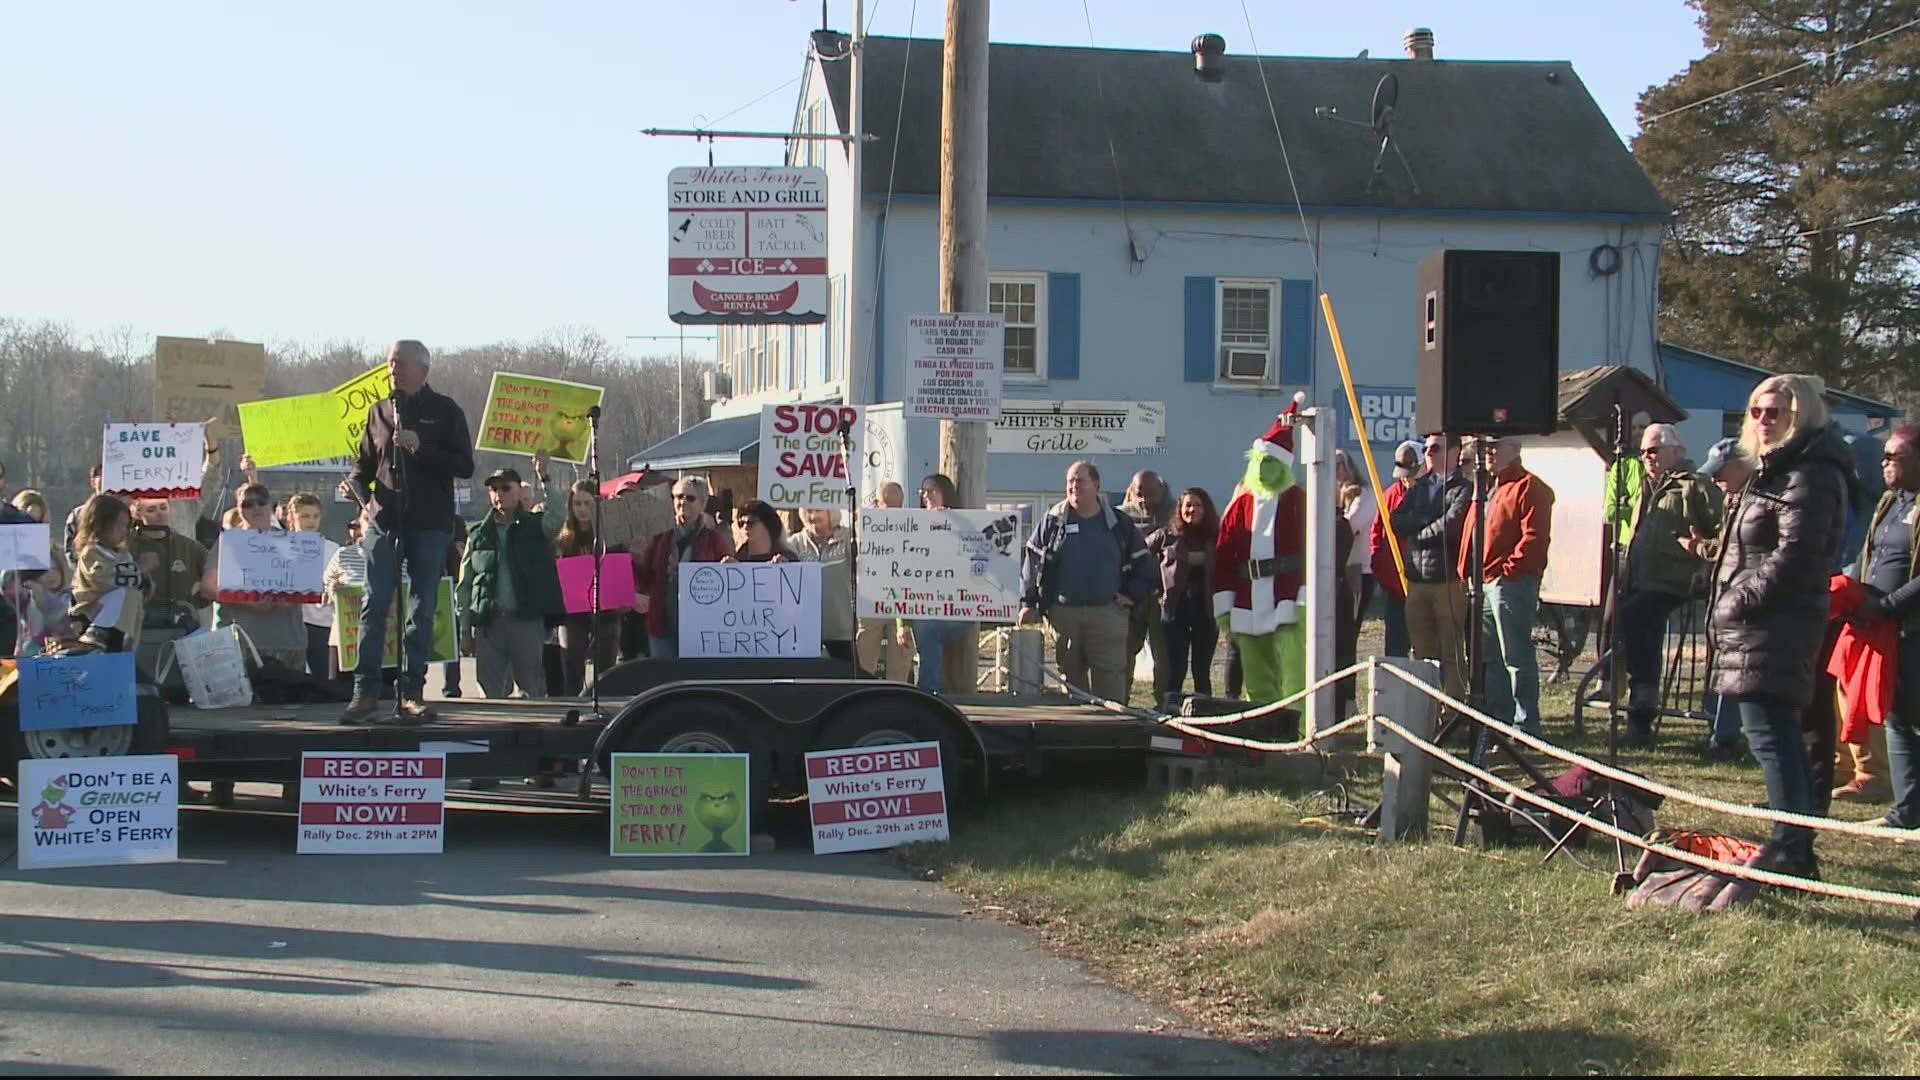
[618,699,773,818]
[816,699,970,803]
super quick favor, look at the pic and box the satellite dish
[1370,74,1399,138]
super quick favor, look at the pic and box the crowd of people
[5,343,1911,873]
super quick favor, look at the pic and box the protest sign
[18,652,136,732]
[334,580,456,670]
[18,755,179,870]
[904,313,1004,421]
[806,741,949,854]
[759,403,861,510]
[856,509,1021,622]
[609,753,750,856]
[678,561,821,658]
[557,554,638,615]
[475,373,606,464]
[215,530,328,603]
[0,523,53,572]
[101,423,205,499]
[297,752,446,854]
[154,336,267,440]
[332,364,392,462]
[238,393,347,467]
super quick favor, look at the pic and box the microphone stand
[584,404,610,720]
[837,418,860,679]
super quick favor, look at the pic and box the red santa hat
[1253,394,1307,462]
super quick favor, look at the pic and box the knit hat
[1254,395,1305,462]
[1701,437,1747,480]
[1391,440,1423,479]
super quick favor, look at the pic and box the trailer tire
[616,699,773,819]
[815,699,971,807]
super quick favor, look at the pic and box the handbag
[156,623,262,710]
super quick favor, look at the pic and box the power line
[694,73,805,131]
[1078,0,1137,265]
[1237,0,1321,278]
[1642,14,1920,125]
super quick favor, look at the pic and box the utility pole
[937,0,989,691]
[846,0,865,405]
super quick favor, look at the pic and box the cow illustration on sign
[31,780,74,829]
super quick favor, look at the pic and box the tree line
[0,319,710,519]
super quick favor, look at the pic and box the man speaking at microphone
[337,339,475,725]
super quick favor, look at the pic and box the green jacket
[457,499,565,629]
[1627,460,1718,596]
[1605,456,1645,547]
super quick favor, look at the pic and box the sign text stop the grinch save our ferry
[758,403,863,511]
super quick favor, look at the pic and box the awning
[625,413,760,472]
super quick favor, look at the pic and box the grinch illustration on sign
[696,786,743,853]
[31,780,74,829]
[548,409,590,461]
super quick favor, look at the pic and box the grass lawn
[921,636,1920,1074]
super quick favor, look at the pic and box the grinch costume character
[1214,403,1307,703]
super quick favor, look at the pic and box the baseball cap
[484,467,524,487]
[1392,440,1423,479]
[1700,437,1744,479]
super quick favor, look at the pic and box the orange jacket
[1458,464,1554,582]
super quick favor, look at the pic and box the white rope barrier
[1035,666,1371,752]
[1377,662,1920,845]
[1372,714,1920,912]
[1037,660,1374,727]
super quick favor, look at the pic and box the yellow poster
[331,365,392,462]
[154,336,267,440]
[475,372,605,464]
[237,393,346,467]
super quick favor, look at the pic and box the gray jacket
[788,526,856,643]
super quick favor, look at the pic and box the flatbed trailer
[6,658,1168,816]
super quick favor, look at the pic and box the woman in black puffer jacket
[1707,374,1854,879]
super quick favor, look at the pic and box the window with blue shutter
[1183,276,1215,382]
[1280,278,1314,386]
[1047,272,1080,380]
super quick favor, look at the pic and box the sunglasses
[240,498,268,509]
[1749,405,1789,421]
[1639,446,1666,456]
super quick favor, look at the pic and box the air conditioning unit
[1220,347,1269,382]
[702,370,732,401]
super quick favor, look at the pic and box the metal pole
[936,0,989,693]
[847,0,866,405]
[677,325,687,434]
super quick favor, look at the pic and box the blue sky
[0,1,1704,364]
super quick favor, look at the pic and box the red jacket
[633,524,732,638]
[1827,574,1896,744]
[1370,479,1411,602]
[1459,464,1554,582]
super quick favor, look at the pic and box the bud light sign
[1342,386,1418,452]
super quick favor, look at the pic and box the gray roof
[626,412,760,471]
[825,36,1669,218]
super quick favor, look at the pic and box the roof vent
[1403,27,1434,60]
[1192,33,1226,80]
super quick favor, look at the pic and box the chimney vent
[1192,33,1226,79]
[1403,27,1434,60]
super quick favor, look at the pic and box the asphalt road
[0,791,1271,1076]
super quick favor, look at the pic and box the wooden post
[1371,656,1440,842]
[938,0,989,693]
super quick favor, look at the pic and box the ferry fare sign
[668,165,827,325]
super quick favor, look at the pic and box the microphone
[587,405,602,422]
[838,416,853,438]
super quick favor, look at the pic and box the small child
[65,494,149,653]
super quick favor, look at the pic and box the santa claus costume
[1213,404,1308,704]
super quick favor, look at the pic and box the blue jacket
[1019,498,1156,612]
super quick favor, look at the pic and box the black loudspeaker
[1414,250,1560,436]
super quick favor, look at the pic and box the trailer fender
[809,687,988,800]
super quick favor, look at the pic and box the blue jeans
[911,620,953,693]
[1886,637,1920,829]
[1709,694,1742,747]
[1732,694,1816,864]
[355,523,452,700]
[1481,575,1542,735]
[1383,596,1410,658]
